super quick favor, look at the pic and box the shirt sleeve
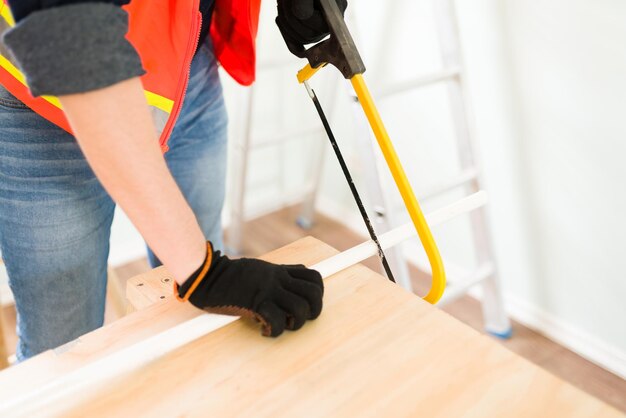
[2,2,145,97]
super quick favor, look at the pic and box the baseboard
[504,294,626,380]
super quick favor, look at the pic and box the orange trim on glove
[174,242,213,302]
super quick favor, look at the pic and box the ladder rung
[377,192,487,255]
[405,257,494,305]
[387,170,479,215]
[254,126,323,148]
[408,258,488,284]
[437,262,495,306]
[376,67,461,100]
[419,168,479,200]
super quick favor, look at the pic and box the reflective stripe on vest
[0,0,261,151]
[0,1,198,152]
[0,5,70,132]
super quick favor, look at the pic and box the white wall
[500,0,626,376]
[107,0,626,377]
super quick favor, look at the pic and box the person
[0,0,346,361]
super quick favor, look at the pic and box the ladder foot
[486,326,513,340]
[296,216,315,230]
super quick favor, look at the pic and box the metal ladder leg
[226,87,254,255]
[334,7,412,290]
[227,76,338,246]
[296,130,327,229]
[349,96,412,290]
[297,74,342,230]
[434,0,511,337]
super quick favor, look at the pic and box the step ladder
[297,0,511,337]
[227,0,511,337]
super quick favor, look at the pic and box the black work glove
[175,242,324,337]
[276,0,348,56]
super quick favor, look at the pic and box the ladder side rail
[337,2,413,289]
[433,0,511,336]
[350,95,413,290]
[226,87,255,255]
[297,73,342,229]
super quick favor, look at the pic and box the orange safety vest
[0,0,261,152]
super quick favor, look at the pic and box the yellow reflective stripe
[41,95,61,108]
[0,54,24,84]
[0,52,171,115]
[0,53,62,108]
[0,6,61,108]
[0,4,15,27]
[144,90,174,114]
[0,6,171,116]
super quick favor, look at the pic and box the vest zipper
[159,8,203,153]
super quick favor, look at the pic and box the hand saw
[280,0,446,303]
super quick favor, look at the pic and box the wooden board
[126,266,174,313]
[0,237,621,417]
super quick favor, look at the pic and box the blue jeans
[0,39,228,360]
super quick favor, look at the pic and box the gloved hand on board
[175,242,324,337]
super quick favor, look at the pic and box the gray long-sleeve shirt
[2,1,214,97]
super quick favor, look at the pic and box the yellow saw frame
[297,63,446,304]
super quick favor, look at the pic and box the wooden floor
[1,206,625,412]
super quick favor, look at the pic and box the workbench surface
[0,237,621,417]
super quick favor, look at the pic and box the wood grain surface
[0,237,621,417]
[126,266,174,313]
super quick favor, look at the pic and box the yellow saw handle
[298,64,446,303]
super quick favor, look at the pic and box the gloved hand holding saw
[276,0,348,56]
